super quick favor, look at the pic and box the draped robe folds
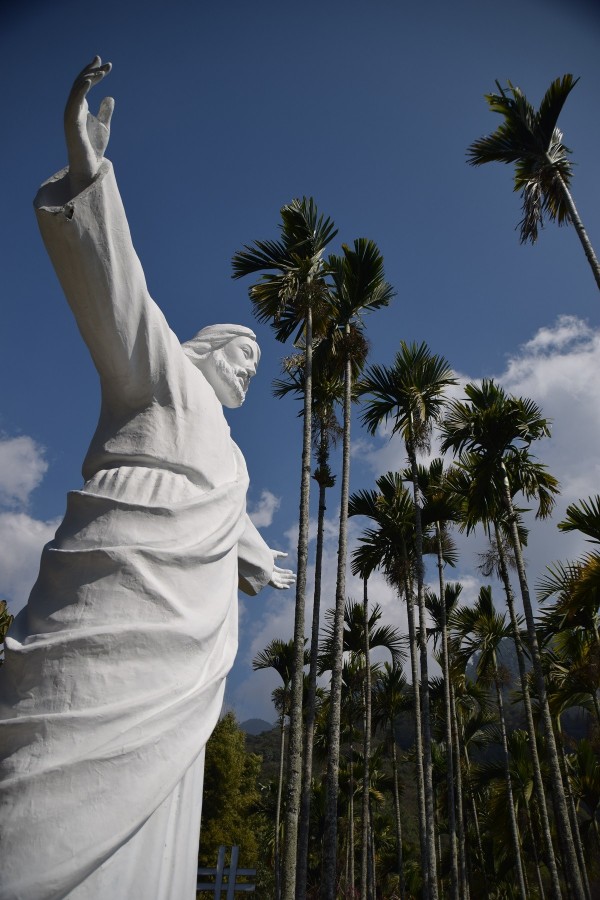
[0,161,274,900]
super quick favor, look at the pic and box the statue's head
[182,324,261,408]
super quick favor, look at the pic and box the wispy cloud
[0,436,48,508]
[248,489,281,528]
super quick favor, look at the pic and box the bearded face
[195,336,260,408]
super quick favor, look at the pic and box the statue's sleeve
[238,515,275,596]
[34,161,177,403]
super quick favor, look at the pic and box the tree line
[197,74,600,899]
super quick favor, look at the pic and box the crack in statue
[0,57,295,900]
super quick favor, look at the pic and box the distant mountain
[240,717,274,735]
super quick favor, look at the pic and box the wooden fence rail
[197,845,256,898]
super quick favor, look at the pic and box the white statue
[0,58,294,900]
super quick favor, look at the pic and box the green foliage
[0,600,14,665]
[467,74,578,243]
[199,712,262,869]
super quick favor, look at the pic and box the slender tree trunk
[391,733,407,900]
[349,737,355,895]
[493,522,564,900]
[527,799,547,900]
[297,455,330,896]
[492,655,528,900]
[435,526,459,900]
[462,738,487,889]
[500,462,586,900]
[403,573,428,898]
[449,684,469,900]
[275,712,287,900]
[282,309,313,900]
[555,715,592,900]
[322,340,352,900]
[409,435,438,900]
[556,172,600,292]
[361,578,371,900]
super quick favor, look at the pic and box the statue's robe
[0,161,273,900]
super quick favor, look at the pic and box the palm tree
[272,354,344,898]
[350,473,429,887]
[452,586,528,900]
[319,597,404,897]
[407,459,461,900]
[467,74,600,291]
[372,662,410,900]
[233,199,337,899]
[446,451,565,899]
[320,238,394,900]
[440,379,586,900]
[360,342,457,900]
[253,638,308,899]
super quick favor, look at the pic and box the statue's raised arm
[64,56,114,195]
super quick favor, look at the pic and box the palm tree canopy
[359,341,457,452]
[440,380,559,519]
[318,599,406,674]
[559,494,600,544]
[232,197,338,342]
[467,74,579,243]
[252,637,309,684]
[451,586,517,683]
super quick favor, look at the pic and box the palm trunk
[462,737,487,889]
[435,525,459,900]
[500,461,587,900]
[554,714,592,900]
[555,171,600,292]
[492,652,528,900]
[282,309,313,900]
[275,712,287,900]
[526,799,547,900]
[493,522,564,900]
[391,732,407,900]
[449,683,469,900]
[297,435,330,897]
[402,572,428,896]
[408,433,438,900]
[349,738,355,895]
[322,339,352,900]
[361,577,371,900]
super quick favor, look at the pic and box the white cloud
[248,489,281,528]
[0,511,59,616]
[0,436,48,508]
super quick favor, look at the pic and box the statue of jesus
[0,58,294,900]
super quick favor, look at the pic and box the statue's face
[202,336,260,408]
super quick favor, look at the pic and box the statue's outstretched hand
[64,56,113,195]
[269,550,296,590]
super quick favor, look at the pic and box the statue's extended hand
[64,56,113,195]
[269,550,296,590]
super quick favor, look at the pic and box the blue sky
[2,0,600,722]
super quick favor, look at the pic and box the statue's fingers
[97,97,115,128]
[75,56,102,81]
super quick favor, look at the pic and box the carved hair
[181,324,260,363]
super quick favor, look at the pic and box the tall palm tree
[253,638,308,899]
[440,379,586,900]
[407,459,461,900]
[233,199,337,899]
[372,662,411,900]
[350,473,429,886]
[467,74,600,291]
[320,238,394,900]
[360,342,457,900]
[452,586,528,900]
[446,450,565,899]
[272,353,344,898]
